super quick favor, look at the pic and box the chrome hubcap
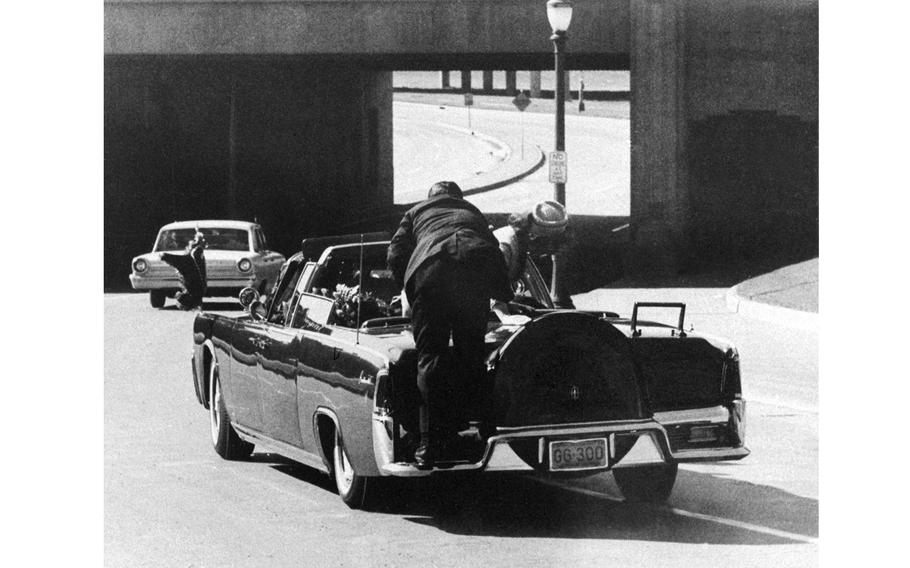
[209,366,221,446]
[334,434,354,494]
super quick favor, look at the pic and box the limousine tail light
[721,347,742,398]
[372,369,396,466]
[237,258,252,272]
[133,259,148,273]
[373,368,392,417]
[730,397,747,446]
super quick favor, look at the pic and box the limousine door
[257,325,303,446]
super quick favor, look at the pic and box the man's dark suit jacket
[387,195,513,302]
[161,241,207,299]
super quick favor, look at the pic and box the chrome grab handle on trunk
[631,302,686,337]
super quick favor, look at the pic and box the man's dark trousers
[409,255,489,439]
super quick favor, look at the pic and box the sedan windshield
[154,228,250,252]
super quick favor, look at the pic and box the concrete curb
[461,145,545,197]
[429,121,546,198]
[725,286,818,330]
[434,121,511,161]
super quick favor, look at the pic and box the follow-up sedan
[130,220,285,308]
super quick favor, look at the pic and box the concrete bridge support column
[628,0,818,275]
[440,70,450,89]
[505,70,517,94]
[629,0,689,275]
[529,71,541,98]
[482,70,494,92]
[461,70,472,92]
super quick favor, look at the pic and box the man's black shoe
[414,433,457,468]
[414,441,436,469]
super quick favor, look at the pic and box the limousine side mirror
[238,288,266,321]
[238,286,259,308]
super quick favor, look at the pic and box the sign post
[512,91,532,160]
[464,92,474,132]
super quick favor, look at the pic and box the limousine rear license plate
[549,438,608,471]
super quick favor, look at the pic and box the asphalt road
[104,291,817,568]
[393,100,630,216]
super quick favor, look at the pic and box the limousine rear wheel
[332,429,373,509]
[613,463,678,503]
[209,364,254,460]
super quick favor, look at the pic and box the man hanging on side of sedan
[161,230,207,310]
[387,181,513,467]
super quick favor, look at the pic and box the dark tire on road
[613,464,679,503]
[150,290,166,308]
[209,363,254,460]
[332,427,379,510]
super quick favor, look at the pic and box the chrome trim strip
[495,418,657,435]
[654,406,730,425]
[379,462,437,477]
[670,446,751,462]
[233,424,329,473]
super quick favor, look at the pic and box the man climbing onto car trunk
[387,181,513,467]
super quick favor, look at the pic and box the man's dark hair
[507,212,532,233]
[427,181,463,199]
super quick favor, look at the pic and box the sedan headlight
[133,259,148,273]
[237,258,252,272]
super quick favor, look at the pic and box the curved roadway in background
[394,101,630,216]
[395,116,507,199]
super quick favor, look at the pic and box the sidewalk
[726,258,818,328]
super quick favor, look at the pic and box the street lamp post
[547,0,574,308]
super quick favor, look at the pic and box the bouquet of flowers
[332,284,382,327]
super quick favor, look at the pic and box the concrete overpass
[104,0,817,289]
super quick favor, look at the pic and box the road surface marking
[531,478,818,544]
[749,396,818,414]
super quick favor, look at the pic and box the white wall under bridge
[103,0,818,285]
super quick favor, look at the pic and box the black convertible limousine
[191,233,748,509]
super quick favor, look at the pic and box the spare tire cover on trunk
[493,312,644,427]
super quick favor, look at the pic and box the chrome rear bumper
[374,402,748,477]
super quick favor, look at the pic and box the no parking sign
[549,151,567,183]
